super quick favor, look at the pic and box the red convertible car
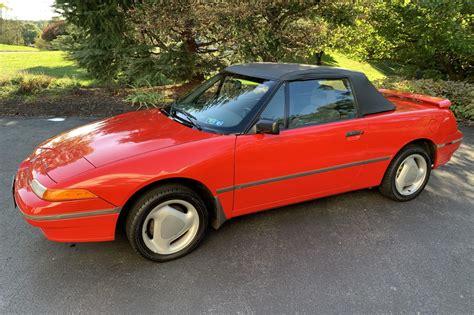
[13,63,462,262]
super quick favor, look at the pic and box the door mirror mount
[255,119,280,135]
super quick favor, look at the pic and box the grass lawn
[0,44,94,100]
[0,43,40,51]
[322,51,395,81]
[0,49,92,84]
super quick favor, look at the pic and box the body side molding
[21,207,121,221]
[217,156,391,194]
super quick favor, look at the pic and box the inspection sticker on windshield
[206,118,224,126]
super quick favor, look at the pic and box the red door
[233,120,368,215]
[232,78,371,215]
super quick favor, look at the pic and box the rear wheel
[126,184,208,262]
[379,145,431,201]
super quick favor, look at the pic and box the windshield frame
[170,71,279,134]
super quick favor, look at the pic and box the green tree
[127,0,237,82]
[54,0,361,84]
[345,1,473,80]
[228,0,325,63]
[0,19,24,45]
[54,0,136,82]
[22,22,40,45]
[0,1,8,15]
[125,0,348,79]
[41,20,66,41]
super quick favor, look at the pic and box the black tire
[379,144,431,201]
[126,184,208,262]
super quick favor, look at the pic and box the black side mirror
[256,119,280,135]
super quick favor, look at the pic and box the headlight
[30,178,46,197]
[30,179,97,201]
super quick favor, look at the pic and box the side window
[260,84,285,126]
[288,79,356,128]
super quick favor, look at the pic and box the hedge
[374,77,474,121]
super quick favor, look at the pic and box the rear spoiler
[379,89,451,108]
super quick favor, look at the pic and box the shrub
[41,20,67,42]
[0,73,90,100]
[0,81,17,99]
[374,77,474,121]
[124,85,164,110]
[48,77,82,89]
[0,76,11,87]
[34,37,53,50]
[15,74,53,94]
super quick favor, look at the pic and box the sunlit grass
[0,43,40,51]
[0,44,94,99]
[0,50,91,83]
[322,51,393,81]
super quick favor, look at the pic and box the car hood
[35,109,218,182]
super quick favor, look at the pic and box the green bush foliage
[54,0,137,83]
[124,85,164,110]
[338,1,473,81]
[55,0,355,84]
[0,73,85,98]
[34,37,52,50]
[14,74,52,93]
[375,77,474,121]
[21,23,41,46]
[55,0,472,86]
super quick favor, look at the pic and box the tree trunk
[439,55,466,81]
[182,26,204,82]
[315,51,324,65]
[190,72,205,83]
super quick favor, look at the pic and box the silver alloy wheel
[142,199,199,255]
[395,154,428,196]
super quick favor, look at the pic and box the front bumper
[13,163,121,242]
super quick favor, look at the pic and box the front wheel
[379,145,431,201]
[126,184,208,262]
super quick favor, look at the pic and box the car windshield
[171,73,276,133]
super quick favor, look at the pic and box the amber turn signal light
[30,179,97,201]
[42,188,97,201]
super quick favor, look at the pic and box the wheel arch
[378,137,434,201]
[115,177,226,237]
[395,138,436,166]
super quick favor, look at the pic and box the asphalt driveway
[0,117,472,313]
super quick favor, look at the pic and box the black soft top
[225,62,395,116]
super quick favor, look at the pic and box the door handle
[346,130,364,137]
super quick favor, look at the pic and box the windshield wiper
[170,105,202,131]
